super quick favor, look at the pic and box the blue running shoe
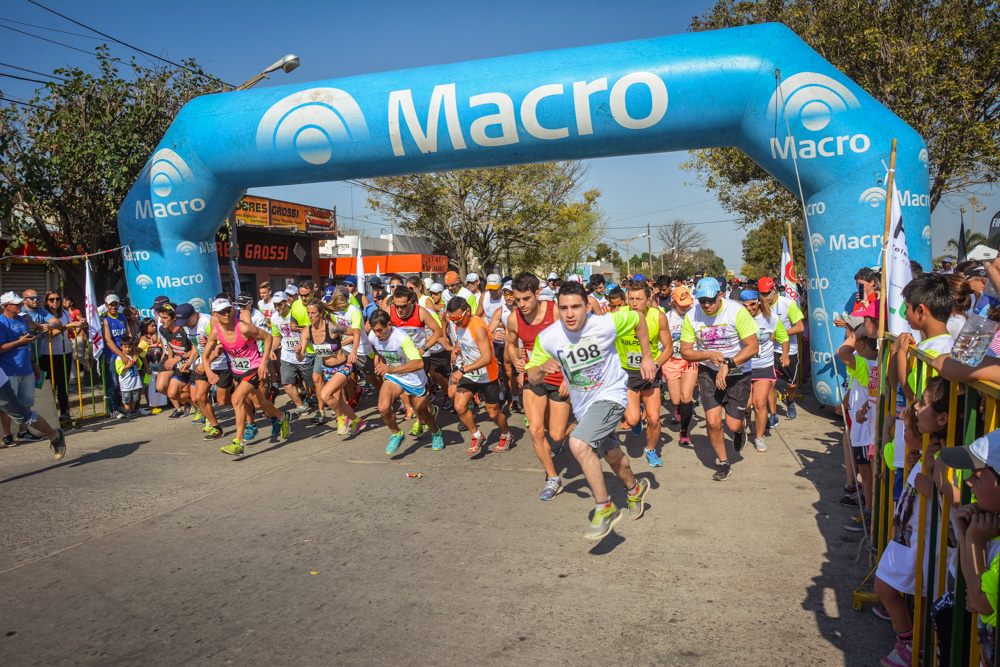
[243,422,258,442]
[644,449,663,467]
[386,431,405,456]
[768,413,779,429]
[431,430,445,451]
[539,478,563,501]
[786,403,797,420]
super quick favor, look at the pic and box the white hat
[969,244,999,262]
[212,298,233,312]
[466,272,480,283]
[423,277,433,291]
[502,280,513,292]
[0,291,23,306]
[547,272,559,281]
[271,292,288,303]
[285,284,298,296]
[567,274,583,284]
[429,282,445,293]
[485,273,502,288]
[104,294,121,304]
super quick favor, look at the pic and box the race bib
[465,365,486,380]
[283,337,300,352]
[231,356,252,372]
[560,339,603,390]
[313,343,333,357]
[626,351,643,369]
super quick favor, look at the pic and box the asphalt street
[0,393,893,665]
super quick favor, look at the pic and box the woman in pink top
[203,299,290,456]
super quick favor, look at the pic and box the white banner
[84,259,104,362]
[885,179,917,339]
[355,245,366,301]
[780,236,799,302]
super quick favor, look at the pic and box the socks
[595,498,612,510]
[896,630,912,641]
[628,483,641,497]
[679,401,694,431]
[472,430,483,439]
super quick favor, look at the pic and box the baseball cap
[429,282,445,293]
[757,277,776,294]
[693,277,722,300]
[0,291,23,306]
[939,430,1000,474]
[104,294,121,305]
[739,289,760,302]
[501,280,513,292]
[211,298,233,313]
[152,295,170,310]
[964,265,987,279]
[323,285,337,300]
[485,273,502,289]
[444,271,460,285]
[632,273,646,282]
[941,256,956,263]
[284,284,298,296]
[672,286,693,307]
[567,274,583,284]
[465,272,480,283]
[842,313,865,331]
[271,292,288,303]
[547,272,558,281]
[175,303,195,319]
[342,275,358,286]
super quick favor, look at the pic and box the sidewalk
[0,394,893,665]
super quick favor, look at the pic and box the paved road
[0,394,892,665]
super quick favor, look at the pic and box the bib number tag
[231,357,252,372]
[561,340,603,390]
[626,351,644,369]
[465,366,485,380]
[313,343,333,357]
[283,335,300,351]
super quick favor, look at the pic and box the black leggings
[39,354,71,415]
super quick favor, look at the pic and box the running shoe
[337,416,349,435]
[348,417,365,436]
[244,422,259,442]
[220,439,244,456]
[511,398,522,413]
[584,503,621,540]
[151,407,163,415]
[524,415,530,429]
[493,432,513,453]
[624,478,650,520]
[430,430,445,451]
[18,431,43,441]
[712,462,733,482]
[678,430,691,446]
[168,408,185,419]
[844,512,871,533]
[386,430,405,455]
[840,494,862,507]
[50,429,66,461]
[880,637,912,667]
[0,434,14,448]
[202,423,215,433]
[768,413,779,429]
[203,425,224,440]
[644,449,663,467]
[753,437,768,452]
[872,602,891,621]
[305,396,318,410]
[138,407,151,416]
[467,432,483,457]
[409,420,423,437]
[191,409,204,424]
[311,410,327,425]
[279,412,291,439]
[289,404,311,416]
[539,478,563,501]
[786,403,798,420]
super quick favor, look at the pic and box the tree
[588,242,623,266]
[0,47,219,289]
[364,162,603,276]
[657,219,708,275]
[945,230,989,255]
[679,248,727,278]
[686,0,999,264]
[741,218,806,280]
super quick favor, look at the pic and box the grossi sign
[234,195,336,233]
[216,228,314,270]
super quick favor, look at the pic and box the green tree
[0,47,219,286]
[945,229,989,255]
[365,162,602,276]
[686,0,999,266]
[680,248,727,278]
[741,218,806,280]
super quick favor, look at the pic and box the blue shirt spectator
[0,293,35,377]
[102,296,128,360]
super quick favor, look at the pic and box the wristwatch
[724,358,736,370]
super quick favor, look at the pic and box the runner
[269,292,314,416]
[446,296,513,456]
[759,276,804,423]
[442,270,473,306]
[525,281,656,539]
[605,287,626,312]
[406,277,453,395]
[388,285,447,435]
[487,280,520,412]
[180,306,226,440]
[426,282,446,318]
[465,272,483,314]
[202,298,290,457]
[158,303,196,418]
[621,282,673,467]
[366,309,444,455]
[662,285,698,445]
[307,300,364,435]
[506,273,571,500]
[679,277,760,481]
[589,274,609,313]
[739,288,789,453]
[257,281,275,321]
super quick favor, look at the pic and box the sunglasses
[47,297,62,302]
[742,300,759,307]
[24,296,39,300]
[697,297,716,306]
[217,307,233,315]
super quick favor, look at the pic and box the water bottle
[953,282,1000,366]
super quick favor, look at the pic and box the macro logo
[768,72,868,161]
[809,233,825,252]
[815,380,836,404]
[811,307,828,326]
[922,225,931,242]
[122,247,150,262]
[829,233,882,251]
[188,297,207,312]
[156,273,205,289]
[176,240,198,256]
[811,350,834,366]
[256,88,369,165]
[135,274,154,289]
[899,190,930,208]
[858,187,886,208]
[134,148,207,220]
[805,201,826,216]
[918,147,929,165]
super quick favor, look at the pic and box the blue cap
[342,275,357,285]
[693,277,722,299]
[632,274,646,282]
[323,285,336,299]
[739,289,760,301]
[174,303,195,320]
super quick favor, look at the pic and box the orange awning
[320,254,448,276]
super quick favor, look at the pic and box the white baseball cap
[429,282,445,293]
[466,272,480,283]
[0,291,23,305]
[271,292,288,303]
[567,274,583,284]
[501,280,513,292]
[212,298,233,312]
[285,284,298,296]
[547,272,558,281]
[104,294,121,305]
[486,273,502,289]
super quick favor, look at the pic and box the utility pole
[647,222,653,276]
[970,196,987,235]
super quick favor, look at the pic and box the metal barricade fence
[35,326,107,422]
[862,334,1000,666]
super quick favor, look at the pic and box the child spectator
[115,337,144,418]
[893,272,956,404]
[837,320,878,532]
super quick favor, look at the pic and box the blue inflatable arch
[117,22,930,406]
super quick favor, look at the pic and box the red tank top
[516,300,563,386]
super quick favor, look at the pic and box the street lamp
[233,54,300,91]
[613,232,647,277]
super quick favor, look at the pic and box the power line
[0,22,100,58]
[0,16,103,39]
[0,94,51,111]
[0,61,65,81]
[25,0,231,87]
[603,217,742,234]
[0,72,51,85]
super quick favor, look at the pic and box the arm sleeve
[680,315,696,343]
[734,308,758,339]
[983,550,1000,627]
[525,336,553,370]
[399,335,422,362]
[611,309,640,338]
[774,318,789,343]
[786,300,804,324]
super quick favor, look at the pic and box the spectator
[38,290,84,424]
[0,292,43,444]
[101,294,129,418]
[115,337,145,418]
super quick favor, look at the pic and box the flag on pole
[327,258,334,281]
[375,261,382,281]
[355,244,366,303]
[885,179,917,339]
[957,211,968,262]
[84,258,104,365]
[780,237,799,302]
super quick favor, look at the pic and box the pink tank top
[213,320,262,374]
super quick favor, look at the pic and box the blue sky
[1,0,992,270]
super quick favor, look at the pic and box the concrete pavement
[0,395,893,665]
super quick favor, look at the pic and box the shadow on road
[0,440,146,484]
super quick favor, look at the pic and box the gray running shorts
[573,400,625,452]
